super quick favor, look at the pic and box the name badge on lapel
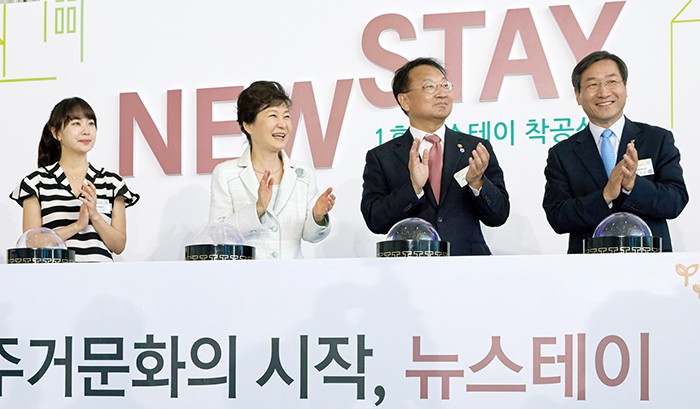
[636,158,654,176]
[96,199,112,214]
[453,166,470,188]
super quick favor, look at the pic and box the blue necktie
[600,129,615,177]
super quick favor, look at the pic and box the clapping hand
[313,187,335,224]
[465,143,489,190]
[408,138,429,194]
[603,141,637,203]
[256,170,274,217]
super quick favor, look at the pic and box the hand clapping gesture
[408,138,430,194]
[256,170,274,217]
[75,179,102,230]
[312,187,335,225]
[620,140,638,191]
[465,142,489,190]
[603,141,637,203]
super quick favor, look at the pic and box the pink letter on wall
[360,14,416,108]
[196,86,243,174]
[594,335,630,387]
[288,80,353,168]
[423,11,486,102]
[550,2,626,63]
[119,91,182,176]
[480,8,557,101]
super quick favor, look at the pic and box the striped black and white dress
[9,163,140,262]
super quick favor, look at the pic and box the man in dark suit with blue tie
[361,58,510,256]
[543,51,689,253]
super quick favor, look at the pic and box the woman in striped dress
[10,97,139,262]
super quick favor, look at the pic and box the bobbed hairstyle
[38,97,97,167]
[571,50,628,92]
[236,81,291,145]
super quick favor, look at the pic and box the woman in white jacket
[208,81,335,259]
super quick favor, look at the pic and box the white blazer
[208,147,330,259]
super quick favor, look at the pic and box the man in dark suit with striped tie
[361,57,510,256]
[543,51,689,253]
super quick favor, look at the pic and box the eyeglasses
[406,81,454,94]
[583,79,622,93]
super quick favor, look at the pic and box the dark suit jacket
[543,118,689,253]
[361,127,510,256]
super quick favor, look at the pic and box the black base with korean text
[185,244,256,261]
[6,248,75,263]
[583,236,662,254]
[376,240,450,257]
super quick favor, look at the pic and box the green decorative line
[55,6,62,34]
[43,0,47,42]
[2,4,6,77]
[0,77,57,83]
[80,0,84,62]
[670,0,695,128]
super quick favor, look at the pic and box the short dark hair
[571,50,628,92]
[392,57,447,114]
[38,97,97,167]
[237,81,291,144]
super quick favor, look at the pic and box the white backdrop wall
[0,0,697,261]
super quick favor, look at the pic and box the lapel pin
[457,143,465,153]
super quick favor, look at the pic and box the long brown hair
[38,97,98,167]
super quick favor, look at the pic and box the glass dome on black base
[6,227,75,264]
[185,222,255,261]
[584,212,661,254]
[376,217,450,257]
